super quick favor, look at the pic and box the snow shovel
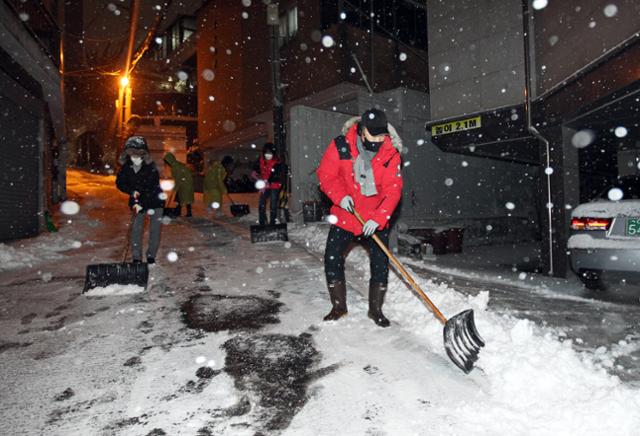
[354,211,485,373]
[250,223,288,243]
[226,193,250,217]
[82,210,148,293]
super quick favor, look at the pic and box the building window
[278,6,298,46]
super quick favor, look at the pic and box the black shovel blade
[230,204,250,216]
[83,262,149,294]
[443,309,485,374]
[250,224,288,243]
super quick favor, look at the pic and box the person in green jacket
[164,152,194,217]
[203,157,229,217]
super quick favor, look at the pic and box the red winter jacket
[257,156,282,190]
[317,123,403,235]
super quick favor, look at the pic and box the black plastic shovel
[83,210,148,293]
[353,211,485,373]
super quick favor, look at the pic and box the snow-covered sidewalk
[1,170,639,435]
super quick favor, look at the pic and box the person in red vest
[252,142,283,225]
[317,109,403,327]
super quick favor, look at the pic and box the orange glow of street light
[120,76,130,87]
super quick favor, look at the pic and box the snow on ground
[84,284,146,296]
[288,223,640,435]
[1,170,639,435]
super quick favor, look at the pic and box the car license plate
[626,218,640,236]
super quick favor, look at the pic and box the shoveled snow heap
[288,222,640,435]
[84,284,146,296]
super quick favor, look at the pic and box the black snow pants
[324,225,390,284]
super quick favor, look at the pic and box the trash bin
[431,231,448,255]
[444,228,464,253]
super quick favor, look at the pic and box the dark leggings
[324,225,390,284]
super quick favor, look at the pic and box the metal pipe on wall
[522,0,554,276]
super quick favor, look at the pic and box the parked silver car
[568,176,640,290]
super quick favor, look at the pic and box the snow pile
[568,233,640,249]
[289,222,640,434]
[0,234,83,271]
[84,284,145,296]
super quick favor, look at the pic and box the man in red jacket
[317,109,403,327]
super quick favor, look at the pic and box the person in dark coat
[116,136,165,264]
[317,109,403,327]
[252,142,283,225]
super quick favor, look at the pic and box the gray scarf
[354,136,378,197]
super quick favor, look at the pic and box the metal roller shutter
[0,71,41,241]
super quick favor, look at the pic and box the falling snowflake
[160,180,175,190]
[256,267,264,274]
[72,241,82,248]
[195,356,206,364]
[147,209,155,215]
[444,178,454,186]
[255,180,266,190]
[544,167,554,175]
[340,12,347,19]
[201,69,215,81]
[242,12,249,19]
[505,202,516,210]
[167,252,179,262]
[461,161,469,167]
[532,0,548,10]
[322,35,335,48]
[486,224,493,231]
[284,242,292,248]
[208,95,215,101]
[223,120,236,132]
[603,4,618,17]
[399,52,407,61]
[212,202,220,209]
[327,214,338,225]
[177,71,188,81]
[614,126,628,138]
[242,0,251,6]
[608,188,624,201]
[416,139,425,146]
[571,130,595,148]
[61,201,80,215]
[18,12,29,21]
[518,272,527,280]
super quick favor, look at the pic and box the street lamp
[120,75,130,87]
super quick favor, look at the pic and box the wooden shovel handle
[353,211,448,325]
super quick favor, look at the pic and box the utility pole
[267,3,290,222]
[267,4,286,162]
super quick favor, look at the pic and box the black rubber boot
[323,280,348,321]
[368,282,390,327]
[186,204,193,217]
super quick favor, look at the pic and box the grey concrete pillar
[538,125,579,277]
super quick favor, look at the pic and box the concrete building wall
[427,0,526,120]
[532,0,640,97]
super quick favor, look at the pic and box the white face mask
[264,153,273,160]
[131,156,143,166]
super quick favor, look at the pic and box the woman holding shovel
[317,109,403,327]
[116,136,165,264]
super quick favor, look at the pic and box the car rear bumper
[570,248,640,285]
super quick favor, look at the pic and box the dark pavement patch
[20,313,37,325]
[223,332,335,431]
[54,388,75,402]
[181,294,283,332]
[124,356,142,367]
[0,341,32,353]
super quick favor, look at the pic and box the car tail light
[571,217,612,231]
